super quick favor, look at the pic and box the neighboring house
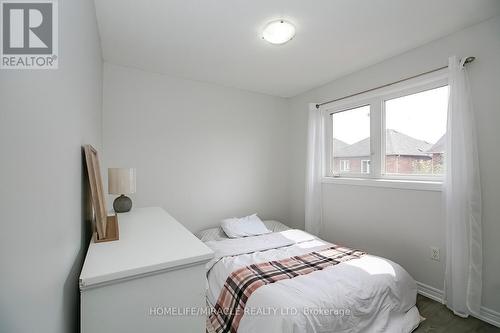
[333,129,444,174]
[333,136,371,174]
[427,135,446,173]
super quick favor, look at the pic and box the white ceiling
[94,0,500,97]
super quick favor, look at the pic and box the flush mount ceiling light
[262,20,295,45]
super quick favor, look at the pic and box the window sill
[321,177,443,191]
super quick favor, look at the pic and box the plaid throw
[209,245,365,333]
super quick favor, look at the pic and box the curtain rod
[315,56,475,109]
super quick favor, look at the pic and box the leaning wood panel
[84,145,107,239]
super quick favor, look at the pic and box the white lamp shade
[108,168,136,194]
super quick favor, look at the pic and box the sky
[332,86,449,145]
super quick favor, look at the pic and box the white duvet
[204,230,421,333]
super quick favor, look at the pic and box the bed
[196,221,421,333]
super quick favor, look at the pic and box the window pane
[385,86,448,176]
[332,105,370,175]
[361,160,370,174]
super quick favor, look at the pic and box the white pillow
[194,227,228,242]
[221,214,271,238]
[263,220,290,233]
[194,220,288,242]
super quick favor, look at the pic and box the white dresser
[79,207,214,333]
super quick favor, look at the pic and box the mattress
[203,229,421,333]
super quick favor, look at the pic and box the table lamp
[108,168,136,213]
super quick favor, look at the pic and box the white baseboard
[416,281,444,303]
[479,307,500,329]
[416,281,500,328]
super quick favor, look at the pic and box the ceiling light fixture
[262,20,295,45]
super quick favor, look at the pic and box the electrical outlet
[430,247,440,261]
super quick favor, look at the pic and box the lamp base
[113,194,132,213]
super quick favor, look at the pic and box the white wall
[288,16,500,313]
[0,0,102,332]
[102,63,289,232]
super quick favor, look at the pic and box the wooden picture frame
[84,145,119,242]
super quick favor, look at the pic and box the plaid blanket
[209,245,365,333]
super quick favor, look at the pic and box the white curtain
[305,105,324,236]
[444,56,482,317]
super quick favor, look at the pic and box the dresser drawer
[79,207,213,332]
[81,263,207,333]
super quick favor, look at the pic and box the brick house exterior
[333,130,444,175]
[427,135,446,173]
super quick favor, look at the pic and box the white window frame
[326,103,373,179]
[339,160,350,172]
[320,69,448,191]
[361,160,370,174]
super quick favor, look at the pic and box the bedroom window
[331,105,370,176]
[384,86,448,177]
[323,72,448,189]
